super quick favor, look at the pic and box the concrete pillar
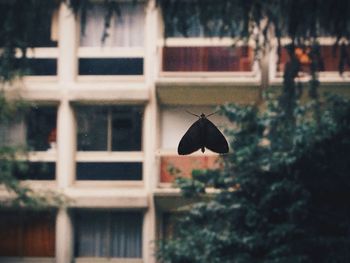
[56,99,76,188]
[143,1,158,262]
[55,3,77,262]
[58,2,77,82]
[56,1,77,188]
[56,208,74,263]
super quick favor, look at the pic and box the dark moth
[178,113,229,155]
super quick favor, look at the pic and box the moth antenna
[206,110,220,118]
[185,110,200,117]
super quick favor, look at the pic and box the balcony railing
[159,154,222,184]
[159,38,258,78]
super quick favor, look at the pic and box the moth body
[178,113,229,155]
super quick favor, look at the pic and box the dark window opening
[14,162,55,180]
[26,106,57,151]
[15,59,57,76]
[0,105,57,151]
[76,106,108,151]
[76,106,143,151]
[78,58,143,75]
[0,3,58,47]
[76,162,142,180]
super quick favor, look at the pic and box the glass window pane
[14,162,56,180]
[80,2,145,47]
[74,211,109,257]
[76,105,143,152]
[111,2,145,47]
[112,106,143,151]
[26,106,57,151]
[110,212,142,258]
[76,106,108,151]
[0,3,58,47]
[16,58,57,76]
[78,58,143,75]
[76,162,142,181]
[74,211,142,258]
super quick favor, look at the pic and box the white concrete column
[143,1,158,263]
[56,1,77,188]
[56,208,74,263]
[56,4,76,261]
[58,1,77,82]
[56,100,76,188]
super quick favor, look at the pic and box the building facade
[0,1,350,263]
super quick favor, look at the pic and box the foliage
[0,0,60,81]
[157,0,350,78]
[0,93,67,208]
[157,0,350,42]
[156,3,350,261]
[157,93,350,263]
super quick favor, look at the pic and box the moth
[178,112,229,155]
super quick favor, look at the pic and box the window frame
[73,210,144,261]
[74,104,145,184]
[1,104,58,183]
[77,0,146,80]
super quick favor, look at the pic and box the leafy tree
[156,0,350,262]
[0,93,67,208]
[158,94,350,263]
[0,0,67,207]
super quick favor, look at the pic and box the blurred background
[0,0,350,263]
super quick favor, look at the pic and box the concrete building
[0,1,350,262]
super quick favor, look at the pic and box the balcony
[270,39,350,98]
[156,38,261,105]
[159,154,222,185]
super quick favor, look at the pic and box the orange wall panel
[160,155,222,183]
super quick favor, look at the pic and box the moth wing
[204,118,229,154]
[178,120,202,155]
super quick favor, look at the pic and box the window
[14,161,56,180]
[26,106,57,151]
[0,3,58,47]
[16,58,57,76]
[80,2,145,47]
[165,12,233,38]
[74,210,142,258]
[75,105,143,181]
[76,162,142,180]
[78,2,145,76]
[78,58,143,75]
[161,8,254,73]
[0,3,58,76]
[76,106,143,151]
[0,210,56,257]
[0,105,57,151]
